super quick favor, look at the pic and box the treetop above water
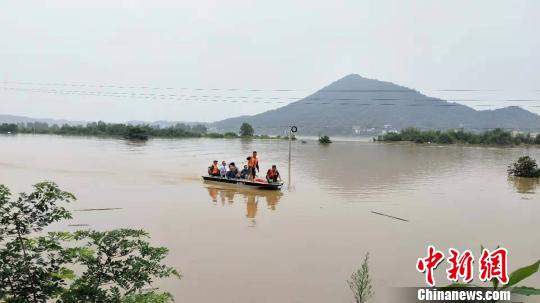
[377,128,540,146]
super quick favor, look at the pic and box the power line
[1,80,539,93]
[2,86,540,108]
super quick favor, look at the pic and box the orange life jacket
[248,156,258,168]
[211,164,219,174]
[267,169,278,178]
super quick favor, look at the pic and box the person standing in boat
[247,151,259,180]
[208,160,220,177]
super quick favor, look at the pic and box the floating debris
[371,211,409,222]
[74,208,123,212]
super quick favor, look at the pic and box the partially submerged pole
[288,128,292,189]
[288,126,297,190]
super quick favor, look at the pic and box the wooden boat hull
[202,176,283,190]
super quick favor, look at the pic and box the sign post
[288,126,297,189]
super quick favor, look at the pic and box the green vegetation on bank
[377,128,540,146]
[0,121,284,141]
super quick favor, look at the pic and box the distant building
[352,126,378,135]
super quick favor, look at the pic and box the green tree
[0,182,180,303]
[61,229,180,302]
[0,182,76,302]
[239,123,254,137]
[124,125,150,141]
[318,135,332,144]
[508,156,540,178]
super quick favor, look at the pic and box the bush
[124,125,149,141]
[206,132,224,138]
[378,128,540,146]
[223,132,238,138]
[319,135,332,144]
[0,123,18,134]
[508,156,540,178]
[437,132,455,144]
[378,132,401,141]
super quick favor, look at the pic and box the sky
[1,0,539,122]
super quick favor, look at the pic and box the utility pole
[288,125,297,189]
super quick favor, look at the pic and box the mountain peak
[341,74,365,80]
[212,74,540,135]
[322,73,409,92]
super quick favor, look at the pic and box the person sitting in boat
[239,164,249,179]
[266,165,281,183]
[226,162,239,179]
[208,160,220,176]
[247,151,259,180]
[219,161,228,177]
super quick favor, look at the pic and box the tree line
[377,128,540,146]
[0,121,276,141]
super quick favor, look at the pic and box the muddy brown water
[1,134,539,302]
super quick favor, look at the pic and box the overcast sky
[1,0,539,122]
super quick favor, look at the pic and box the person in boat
[208,160,220,176]
[266,165,281,183]
[226,162,239,179]
[239,164,249,179]
[219,161,228,177]
[247,151,259,180]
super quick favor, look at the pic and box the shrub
[508,156,540,178]
[223,132,238,138]
[206,132,224,138]
[124,125,149,141]
[437,132,455,144]
[319,135,332,144]
[378,132,401,141]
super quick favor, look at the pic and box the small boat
[202,175,283,190]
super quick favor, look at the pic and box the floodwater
[1,134,539,303]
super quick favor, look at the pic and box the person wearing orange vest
[247,151,259,180]
[266,165,281,183]
[208,160,220,176]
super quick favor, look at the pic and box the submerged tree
[124,125,150,141]
[508,156,540,178]
[239,122,254,137]
[0,182,180,302]
[348,253,374,303]
[318,135,332,144]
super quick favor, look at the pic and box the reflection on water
[510,176,540,194]
[205,183,283,223]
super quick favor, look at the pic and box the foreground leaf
[504,260,540,288]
